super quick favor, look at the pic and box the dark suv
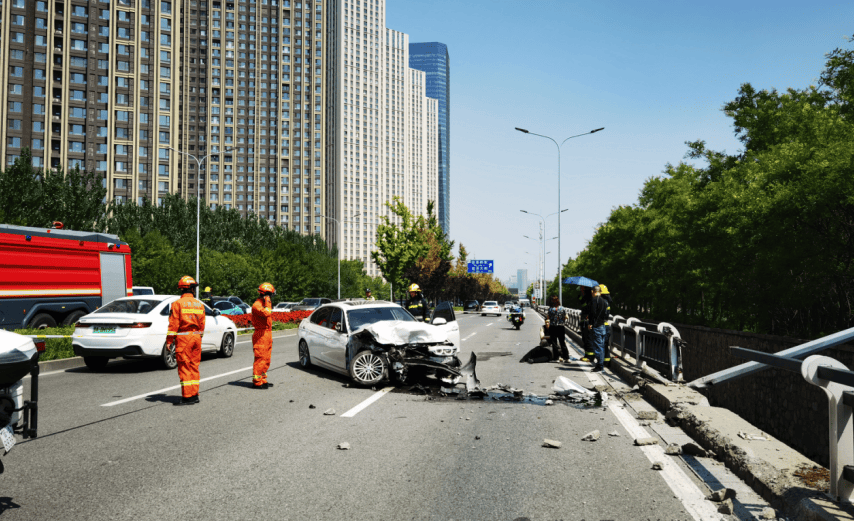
[463,300,479,312]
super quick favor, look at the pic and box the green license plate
[94,326,116,334]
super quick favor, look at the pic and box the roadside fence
[536,306,685,382]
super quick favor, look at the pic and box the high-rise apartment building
[0,0,327,236]
[517,269,528,296]
[325,0,438,277]
[408,41,448,235]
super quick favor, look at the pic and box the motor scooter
[0,331,42,475]
[506,307,525,330]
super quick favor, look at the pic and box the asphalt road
[2,311,743,520]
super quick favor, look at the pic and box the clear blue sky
[387,0,854,287]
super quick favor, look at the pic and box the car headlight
[428,346,457,356]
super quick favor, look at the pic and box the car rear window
[301,298,321,306]
[96,299,163,314]
[484,301,498,306]
[347,307,415,331]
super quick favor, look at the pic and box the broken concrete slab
[759,507,776,519]
[582,430,601,442]
[337,442,350,450]
[634,437,659,446]
[665,443,682,455]
[542,439,562,449]
[323,408,336,416]
[705,488,735,502]
[652,461,664,470]
[716,498,734,515]
[545,399,554,406]
[682,442,708,457]
[637,410,659,421]
[608,431,621,437]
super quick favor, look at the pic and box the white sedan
[72,296,237,370]
[297,300,467,386]
[481,301,502,316]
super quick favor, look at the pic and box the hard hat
[178,276,198,289]
[258,282,276,294]
[365,288,372,293]
[204,286,212,293]
[408,283,420,292]
[600,284,610,295]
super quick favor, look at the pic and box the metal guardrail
[730,347,854,503]
[536,307,683,381]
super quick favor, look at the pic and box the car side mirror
[213,309,221,316]
[335,323,343,332]
[432,317,447,326]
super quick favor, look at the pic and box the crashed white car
[297,300,479,387]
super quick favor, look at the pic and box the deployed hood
[353,320,447,346]
[0,331,37,366]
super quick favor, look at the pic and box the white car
[297,301,466,386]
[481,301,501,316]
[72,295,237,370]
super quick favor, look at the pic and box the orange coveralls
[251,296,273,387]
[167,292,206,398]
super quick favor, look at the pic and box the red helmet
[178,276,198,289]
[258,282,276,295]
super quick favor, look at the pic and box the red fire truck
[0,224,133,330]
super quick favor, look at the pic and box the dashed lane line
[340,387,394,418]
[462,332,477,342]
[101,366,253,407]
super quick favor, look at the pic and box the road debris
[608,431,620,437]
[664,443,682,455]
[637,410,658,421]
[337,442,350,450]
[759,507,777,519]
[705,488,735,502]
[323,408,336,416]
[651,461,664,470]
[545,400,554,406]
[737,431,768,441]
[716,499,734,515]
[681,442,708,456]
[634,437,659,446]
[309,404,316,409]
[553,376,593,396]
[542,439,562,449]
[581,430,601,442]
[475,435,481,440]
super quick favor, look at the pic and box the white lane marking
[340,387,393,418]
[102,366,254,406]
[580,366,720,520]
[486,322,493,327]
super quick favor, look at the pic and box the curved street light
[516,127,604,306]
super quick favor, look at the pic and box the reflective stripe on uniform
[253,375,263,380]
[181,308,204,315]
[180,380,200,386]
[167,330,177,335]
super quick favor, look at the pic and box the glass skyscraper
[408,42,449,235]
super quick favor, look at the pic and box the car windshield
[95,299,163,314]
[301,298,321,306]
[484,301,498,306]
[347,307,416,331]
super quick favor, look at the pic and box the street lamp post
[516,127,604,306]
[521,208,567,304]
[168,146,233,298]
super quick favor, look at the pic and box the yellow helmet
[600,284,610,295]
[408,283,421,292]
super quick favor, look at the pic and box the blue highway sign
[467,260,494,274]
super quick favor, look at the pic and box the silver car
[297,301,468,386]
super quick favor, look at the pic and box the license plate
[94,326,116,334]
[0,424,15,452]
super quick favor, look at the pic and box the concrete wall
[677,323,854,467]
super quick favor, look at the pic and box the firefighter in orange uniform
[167,276,206,406]
[252,283,276,389]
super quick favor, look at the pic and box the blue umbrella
[563,276,598,287]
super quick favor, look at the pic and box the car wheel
[29,313,57,330]
[83,356,109,371]
[349,350,387,386]
[481,313,485,317]
[62,310,87,326]
[161,342,177,370]
[298,340,312,367]
[219,332,235,358]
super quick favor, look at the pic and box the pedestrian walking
[583,285,609,372]
[547,296,570,362]
[406,283,429,322]
[252,282,275,389]
[365,288,376,301]
[166,276,205,406]
[600,284,613,367]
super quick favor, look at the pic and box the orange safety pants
[176,333,202,398]
[252,329,272,386]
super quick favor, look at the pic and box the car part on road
[219,333,234,358]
